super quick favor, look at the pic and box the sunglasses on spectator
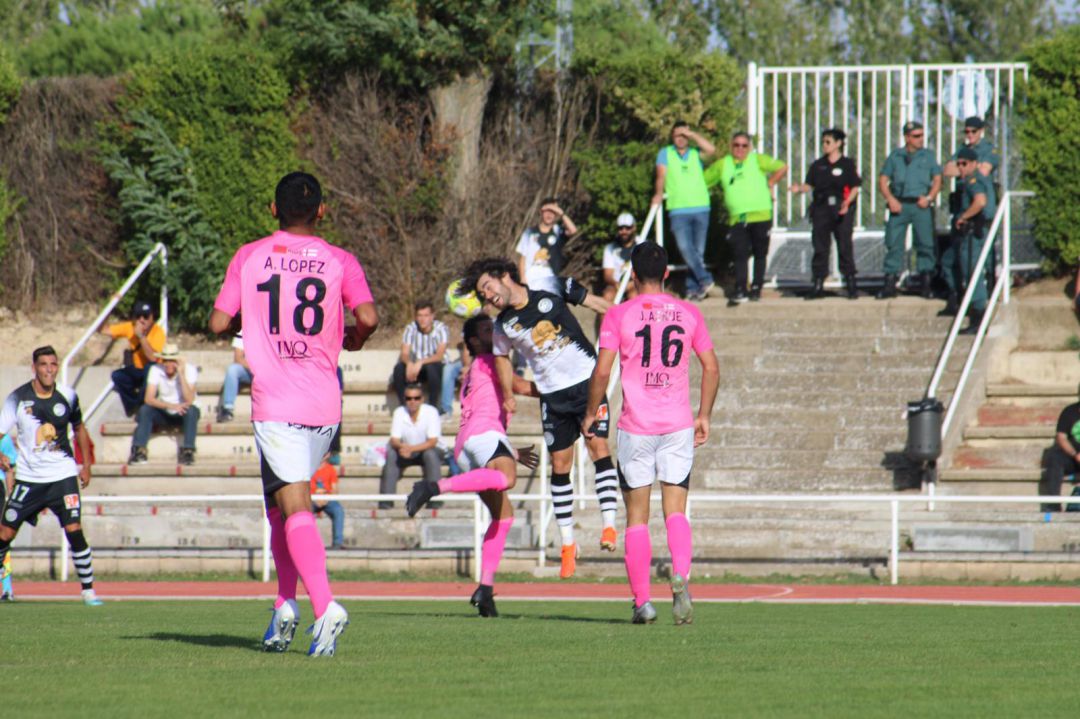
[405,395,423,401]
[963,129,980,134]
[957,160,971,166]
[732,142,750,148]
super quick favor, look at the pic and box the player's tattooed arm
[344,302,379,351]
[582,348,616,438]
[208,309,240,335]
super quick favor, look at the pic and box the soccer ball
[446,279,483,318]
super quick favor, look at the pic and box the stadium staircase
[25,293,1080,582]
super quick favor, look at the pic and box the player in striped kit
[584,243,719,624]
[0,346,103,606]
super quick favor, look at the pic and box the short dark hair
[731,131,751,143]
[459,258,519,296]
[463,314,492,348]
[275,172,322,226]
[414,300,434,313]
[671,120,689,134]
[631,242,668,283]
[403,382,424,396]
[822,128,846,148]
[32,345,58,363]
[540,196,558,207]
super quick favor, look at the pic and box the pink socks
[480,517,514,585]
[438,468,509,495]
[267,507,297,609]
[284,511,333,618]
[665,512,692,580]
[624,524,652,607]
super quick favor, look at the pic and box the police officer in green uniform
[939,116,1000,316]
[952,146,996,335]
[876,121,942,299]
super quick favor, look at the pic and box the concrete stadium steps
[96,418,545,464]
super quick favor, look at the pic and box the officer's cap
[956,147,978,161]
[964,116,985,130]
[902,121,923,134]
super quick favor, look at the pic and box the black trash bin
[906,397,943,463]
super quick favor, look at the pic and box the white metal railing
[61,243,169,423]
[56,492,1074,587]
[747,61,1028,283]
[925,191,1034,437]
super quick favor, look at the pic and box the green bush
[18,0,223,78]
[1020,26,1080,270]
[118,40,299,256]
[103,112,225,330]
[0,44,21,125]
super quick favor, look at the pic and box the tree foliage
[0,44,21,125]
[265,0,540,89]
[118,40,299,256]
[1019,25,1080,270]
[103,111,226,329]
[19,0,223,78]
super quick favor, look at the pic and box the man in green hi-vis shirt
[651,121,718,302]
[703,132,787,304]
[876,120,942,299]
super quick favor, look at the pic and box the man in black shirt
[790,128,861,299]
[1041,390,1080,512]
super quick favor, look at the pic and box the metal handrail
[924,191,1033,419]
[60,243,168,420]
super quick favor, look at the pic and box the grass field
[3,599,1078,718]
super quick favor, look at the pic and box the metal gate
[746,62,1030,283]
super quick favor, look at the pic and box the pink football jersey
[455,354,508,458]
[214,230,373,425]
[598,293,713,435]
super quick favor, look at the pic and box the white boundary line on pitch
[15,594,1080,607]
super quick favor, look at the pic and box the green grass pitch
[2,599,1077,718]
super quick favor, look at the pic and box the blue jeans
[440,360,462,415]
[220,363,253,411]
[668,211,713,294]
[132,404,201,451]
[313,500,345,547]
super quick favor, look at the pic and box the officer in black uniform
[790,128,862,299]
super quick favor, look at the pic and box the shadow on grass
[128,632,261,651]
[365,609,625,625]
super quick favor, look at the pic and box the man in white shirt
[379,383,442,508]
[515,197,578,295]
[602,212,640,302]
[128,343,200,465]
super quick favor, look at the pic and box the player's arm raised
[583,347,616,438]
[694,348,720,447]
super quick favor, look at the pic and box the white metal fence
[57,492,1074,587]
[746,62,1029,281]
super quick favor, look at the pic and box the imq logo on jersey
[277,340,312,360]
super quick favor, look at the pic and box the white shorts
[456,431,514,473]
[253,421,338,495]
[616,428,694,490]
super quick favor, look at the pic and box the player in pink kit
[209,172,378,656]
[406,314,539,617]
[584,242,719,625]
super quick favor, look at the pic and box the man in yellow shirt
[98,300,166,416]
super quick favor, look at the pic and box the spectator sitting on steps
[99,300,166,417]
[393,301,448,411]
[311,453,345,550]
[1040,384,1080,512]
[217,331,251,423]
[128,343,200,466]
[378,383,442,509]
